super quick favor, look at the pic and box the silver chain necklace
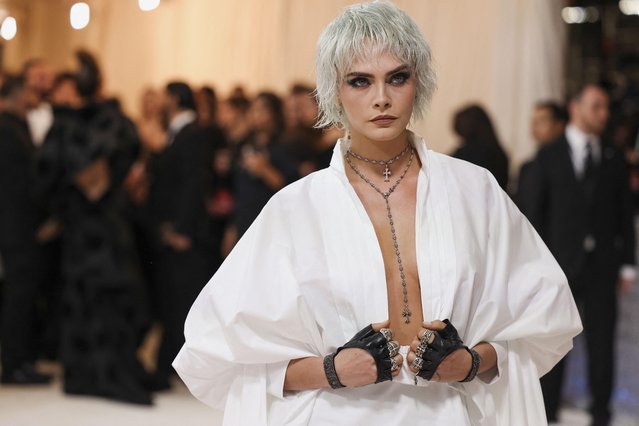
[347,143,411,182]
[345,146,415,323]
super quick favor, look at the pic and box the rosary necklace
[347,143,410,182]
[345,144,415,323]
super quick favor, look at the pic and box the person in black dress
[36,51,151,404]
[451,104,509,190]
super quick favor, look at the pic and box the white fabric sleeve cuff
[266,360,290,399]
[620,265,636,281]
[477,341,508,385]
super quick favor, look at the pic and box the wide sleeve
[459,170,582,425]
[172,196,324,417]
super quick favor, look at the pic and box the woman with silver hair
[175,2,581,424]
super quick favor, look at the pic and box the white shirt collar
[566,124,600,155]
[566,124,601,161]
[565,124,601,177]
[168,110,197,137]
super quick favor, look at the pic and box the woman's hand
[283,321,403,392]
[406,320,471,382]
[334,321,403,387]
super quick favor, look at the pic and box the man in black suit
[516,101,567,206]
[147,82,216,389]
[0,76,52,384]
[521,84,635,426]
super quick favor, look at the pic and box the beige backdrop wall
[2,0,565,174]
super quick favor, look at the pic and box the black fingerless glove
[416,319,466,380]
[336,324,394,384]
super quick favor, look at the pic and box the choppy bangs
[315,1,437,129]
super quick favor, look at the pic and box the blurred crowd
[1,49,639,423]
[0,51,339,405]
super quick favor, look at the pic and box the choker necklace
[345,146,415,323]
[347,144,410,182]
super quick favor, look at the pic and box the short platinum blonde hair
[315,1,437,129]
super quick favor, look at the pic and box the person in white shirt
[22,59,54,146]
[174,2,582,425]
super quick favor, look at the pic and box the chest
[348,169,423,343]
[292,167,483,351]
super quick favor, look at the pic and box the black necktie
[584,140,594,180]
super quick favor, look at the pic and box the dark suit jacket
[0,112,40,250]
[148,122,213,247]
[519,135,635,285]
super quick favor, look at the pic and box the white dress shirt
[26,102,54,147]
[566,124,600,179]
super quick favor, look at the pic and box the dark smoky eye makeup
[388,71,411,85]
[346,76,371,88]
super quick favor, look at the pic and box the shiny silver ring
[415,341,428,358]
[390,357,400,372]
[411,357,424,371]
[387,341,400,357]
[380,328,393,341]
[419,329,435,345]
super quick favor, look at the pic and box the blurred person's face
[249,97,275,132]
[297,94,319,128]
[51,79,81,107]
[196,90,212,124]
[217,101,234,129]
[25,62,54,99]
[22,85,41,110]
[531,107,564,146]
[218,101,245,131]
[284,95,300,129]
[570,86,609,136]
[141,89,162,118]
[338,52,416,144]
[161,90,179,122]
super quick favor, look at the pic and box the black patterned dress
[37,100,152,405]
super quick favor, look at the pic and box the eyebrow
[346,64,410,78]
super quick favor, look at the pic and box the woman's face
[249,97,274,132]
[338,52,416,143]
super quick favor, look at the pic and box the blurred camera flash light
[620,0,639,16]
[0,16,16,40]
[70,2,90,30]
[562,7,588,24]
[139,0,161,12]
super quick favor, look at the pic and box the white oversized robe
[174,134,582,425]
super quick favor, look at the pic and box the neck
[570,121,595,137]
[348,129,410,160]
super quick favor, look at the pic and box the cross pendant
[383,165,391,182]
[402,307,412,324]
